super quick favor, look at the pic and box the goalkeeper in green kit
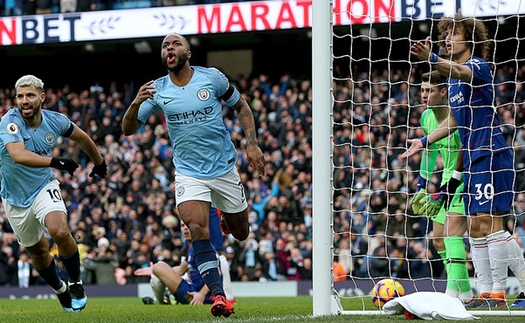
[411,70,473,303]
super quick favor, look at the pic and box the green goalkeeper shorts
[432,183,465,225]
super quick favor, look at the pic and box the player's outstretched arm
[400,138,423,159]
[122,80,155,136]
[401,113,457,159]
[134,262,154,277]
[231,97,266,176]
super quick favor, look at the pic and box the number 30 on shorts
[474,183,494,201]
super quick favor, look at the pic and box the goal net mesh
[327,0,525,314]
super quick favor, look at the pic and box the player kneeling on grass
[135,220,226,310]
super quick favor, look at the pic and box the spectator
[0,61,521,292]
[332,255,347,282]
[369,245,389,278]
[17,251,32,288]
[82,248,118,285]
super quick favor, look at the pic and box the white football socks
[150,273,167,304]
[470,237,492,295]
[486,230,509,294]
[504,231,525,292]
[219,254,235,301]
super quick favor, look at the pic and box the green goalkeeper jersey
[420,109,461,186]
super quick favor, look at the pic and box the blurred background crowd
[0,0,525,289]
[0,60,524,288]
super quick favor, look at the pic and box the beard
[163,52,189,73]
[19,105,39,120]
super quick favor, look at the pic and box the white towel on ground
[382,291,479,320]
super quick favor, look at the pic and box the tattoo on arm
[236,100,258,146]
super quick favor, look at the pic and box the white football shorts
[3,180,67,247]
[174,167,248,213]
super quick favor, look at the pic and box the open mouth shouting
[167,52,176,65]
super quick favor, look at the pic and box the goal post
[311,0,336,317]
[312,0,525,317]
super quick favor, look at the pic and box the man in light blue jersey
[404,13,525,309]
[122,33,265,317]
[0,75,107,312]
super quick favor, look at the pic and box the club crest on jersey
[45,133,55,144]
[6,123,19,134]
[197,88,210,101]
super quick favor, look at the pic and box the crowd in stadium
[1,0,525,289]
[0,58,523,288]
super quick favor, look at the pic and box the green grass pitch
[0,296,523,323]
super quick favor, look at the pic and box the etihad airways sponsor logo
[167,106,214,125]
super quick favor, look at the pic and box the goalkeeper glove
[411,188,427,215]
[89,160,107,178]
[421,176,461,217]
[50,157,79,176]
[411,175,428,215]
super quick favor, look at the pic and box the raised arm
[122,80,156,136]
[411,37,473,82]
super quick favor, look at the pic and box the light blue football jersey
[0,108,75,207]
[138,66,240,178]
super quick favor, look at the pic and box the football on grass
[371,278,405,308]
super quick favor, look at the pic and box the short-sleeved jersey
[447,56,510,167]
[0,109,76,207]
[420,109,460,186]
[138,66,241,179]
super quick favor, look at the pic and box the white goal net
[312,0,525,317]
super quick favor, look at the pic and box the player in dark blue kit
[0,75,107,312]
[403,13,525,309]
[122,33,265,317]
[135,220,215,306]
[136,208,235,305]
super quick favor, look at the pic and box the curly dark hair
[437,12,491,61]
